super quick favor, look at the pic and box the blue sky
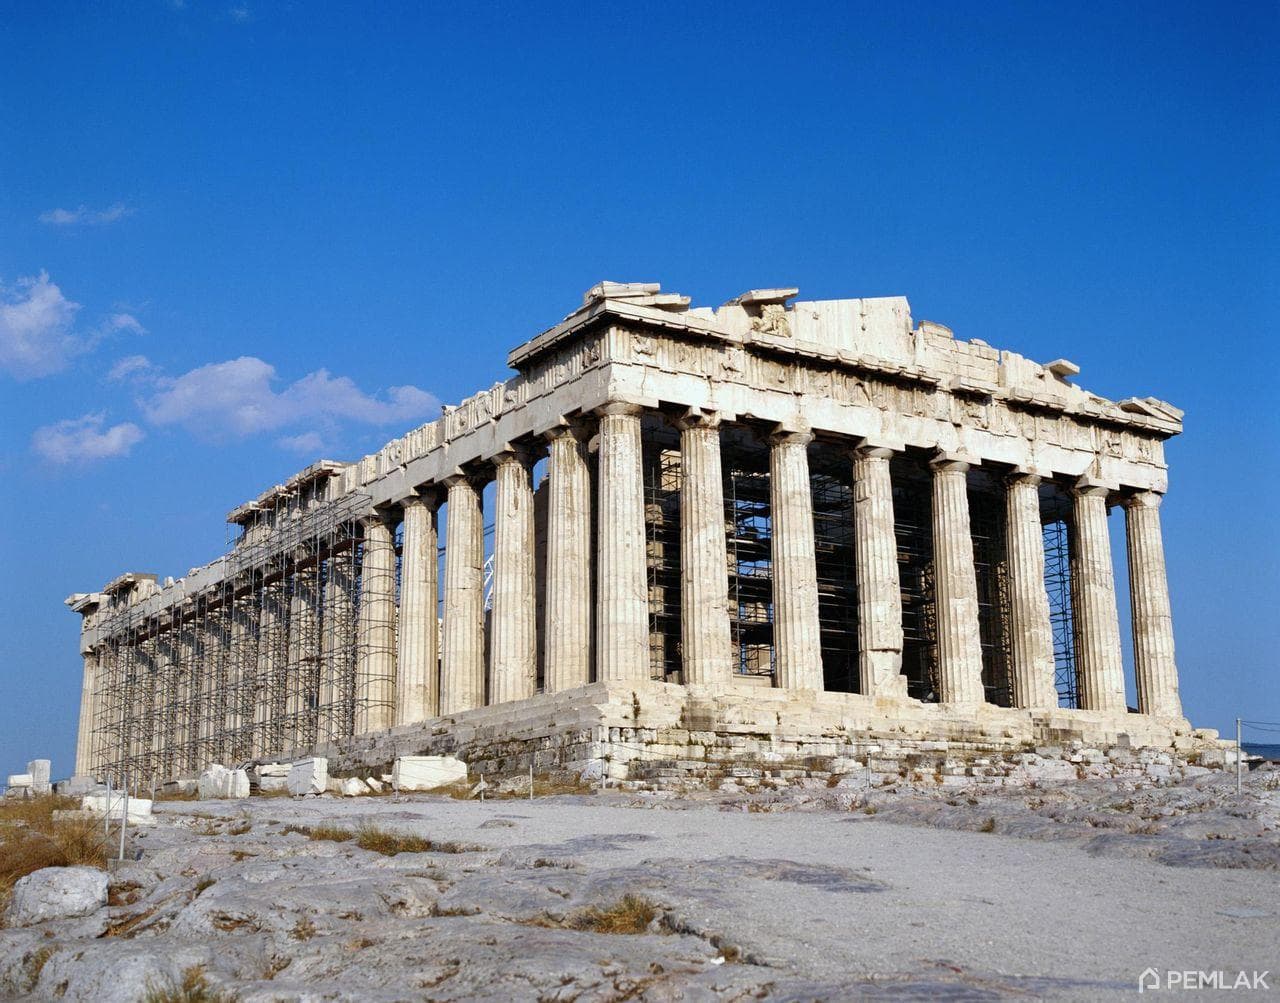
[1,2,1276,777]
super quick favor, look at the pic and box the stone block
[392,755,467,791]
[7,773,33,789]
[198,765,249,800]
[256,762,291,777]
[27,759,51,794]
[81,793,154,825]
[364,777,383,793]
[339,777,368,797]
[5,866,107,927]
[287,757,328,797]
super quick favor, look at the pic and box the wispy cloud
[107,354,155,382]
[0,272,144,380]
[0,272,84,379]
[31,413,145,465]
[38,203,133,227]
[228,5,251,22]
[278,431,326,454]
[140,356,439,441]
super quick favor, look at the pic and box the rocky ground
[1,764,1277,1002]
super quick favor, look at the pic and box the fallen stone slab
[81,793,154,825]
[5,866,107,927]
[7,772,33,789]
[288,757,327,796]
[392,755,467,792]
[339,777,368,797]
[27,759,52,794]
[197,764,249,800]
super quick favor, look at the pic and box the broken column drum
[66,281,1193,787]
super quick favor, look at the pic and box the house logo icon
[1138,968,1161,993]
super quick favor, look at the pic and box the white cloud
[38,203,133,227]
[31,413,145,465]
[140,356,439,442]
[106,313,146,335]
[278,431,326,454]
[228,5,250,22]
[107,354,155,381]
[0,272,84,379]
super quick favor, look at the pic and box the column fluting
[490,449,538,704]
[441,474,486,712]
[1124,491,1182,718]
[930,454,985,704]
[853,445,907,697]
[1004,473,1058,709]
[396,492,440,725]
[595,404,650,683]
[354,514,398,734]
[75,651,98,777]
[1071,483,1127,713]
[544,422,592,691]
[676,411,733,686]
[769,429,823,690]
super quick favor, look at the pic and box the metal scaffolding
[89,488,374,787]
[1042,484,1078,708]
[893,453,938,702]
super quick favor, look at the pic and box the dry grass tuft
[0,795,108,913]
[142,964,234,1003]
[565,894,660,935]
[283,822,476,855]
[153,789,199,802]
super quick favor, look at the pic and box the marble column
[1071,482,1127,712]
[544,422,592,691]
[441,474,486,713]
[396,492,440,725]
[176,621,200,775]
[355,514,398,734]
[227,588,256,762]
[75,650,98,776]
[1004,473,1058,709]
[253,584,284,757]
[490,449,538,704]
[769,430,823,690]
[595,404,650,683]
[676,411,733,686]
[320,547,358,744]
[930,453,985,704]
[1124,491,1182,718]
[286,564,321,752]
[852,444,907,697]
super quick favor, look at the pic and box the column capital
[492,442,536,469]
[1122,490,1163,511]
[1071,478,1111,500]
[1004,469,1043,488]
[542,415,591,444]
[441,468,488,491]
[400,486,441,511]
[853,436,904,460]
[594,401,646,418]
[767,425,813,448]
[930,449,978,474]
[358,510,397,531]
[670,406,723,432]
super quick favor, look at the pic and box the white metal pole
[1236,718,1243,795]
[529,762,534,801]
[119,774,129,861]
[104,777,112,840]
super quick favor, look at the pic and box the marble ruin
[66,282,1217,790]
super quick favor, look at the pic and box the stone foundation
[294,680,1226,790]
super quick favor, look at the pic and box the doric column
[1004,472,1058,709]
[852,444,907,697]
[75,650,98,776]
[176,620,200,775]
[319,546,357,744]
[595,404,650,683]
[676,410,732,686]
[769,429,823,690]
[1071,481,1127,712]
[253,587,283,757]
[226,587,256,762]
[355,513,398,734]
[441,473,486,712]
[930,453,985,704]
[1124,491,1182,718]
[286,564,320,752]
[543,421,592,691]
[490,448,538,704]
[396,492,440,725]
